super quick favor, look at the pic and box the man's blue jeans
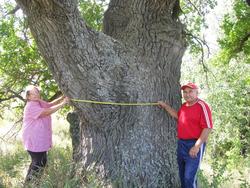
[177,139,206,188]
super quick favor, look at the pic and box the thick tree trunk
[16,0,186,187]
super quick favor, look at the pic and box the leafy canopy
[218,0,250,64]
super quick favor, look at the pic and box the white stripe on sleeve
[198,101,211,128]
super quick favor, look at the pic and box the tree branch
[172,0,182,20]
[186,0,202,16]
[8,89,25,102]
[185,31,210,62]
[233,32,250,54]
[5,5,20,16]
[0,118,22,143]
[184,31,218,87]
[0,89,25,103]
[246,0,250,6]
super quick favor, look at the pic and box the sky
[203,0,233,54]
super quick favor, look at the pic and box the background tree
[208,0,250,167]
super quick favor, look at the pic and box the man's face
[182,87,198,103]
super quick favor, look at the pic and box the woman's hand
[39,96,70,117]
[63,97,70,104]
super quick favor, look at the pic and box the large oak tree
[15,0,186,187]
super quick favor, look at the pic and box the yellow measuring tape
[71,99,158,106]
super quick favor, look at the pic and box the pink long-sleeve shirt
[22,100,53,152]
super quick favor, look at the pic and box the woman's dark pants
[25,150,47,182]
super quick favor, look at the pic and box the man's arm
[189,128,212,158]
[158,101,178,119]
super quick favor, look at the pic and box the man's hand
[189,128,212,158]
[157,101,168,109]
[157,101,178,119]
[189,145,200,158]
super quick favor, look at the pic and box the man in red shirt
[158,82,213,188]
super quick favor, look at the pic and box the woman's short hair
[24,85,40,100]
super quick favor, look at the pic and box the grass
[0,142,28,188]
[22,146,82,188]
[0,116,101,188]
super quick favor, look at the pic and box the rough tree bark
[16,0,186,187]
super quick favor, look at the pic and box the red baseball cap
[181,82,198,90]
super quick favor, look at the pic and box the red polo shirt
[177,99,213,140]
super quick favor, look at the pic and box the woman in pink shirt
[22,85,69,182]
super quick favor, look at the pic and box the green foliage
[218,0,250,63]
[208,59,250,165]
[0,2,57,118]
[207,1,250,172]
[78,0,105,31]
